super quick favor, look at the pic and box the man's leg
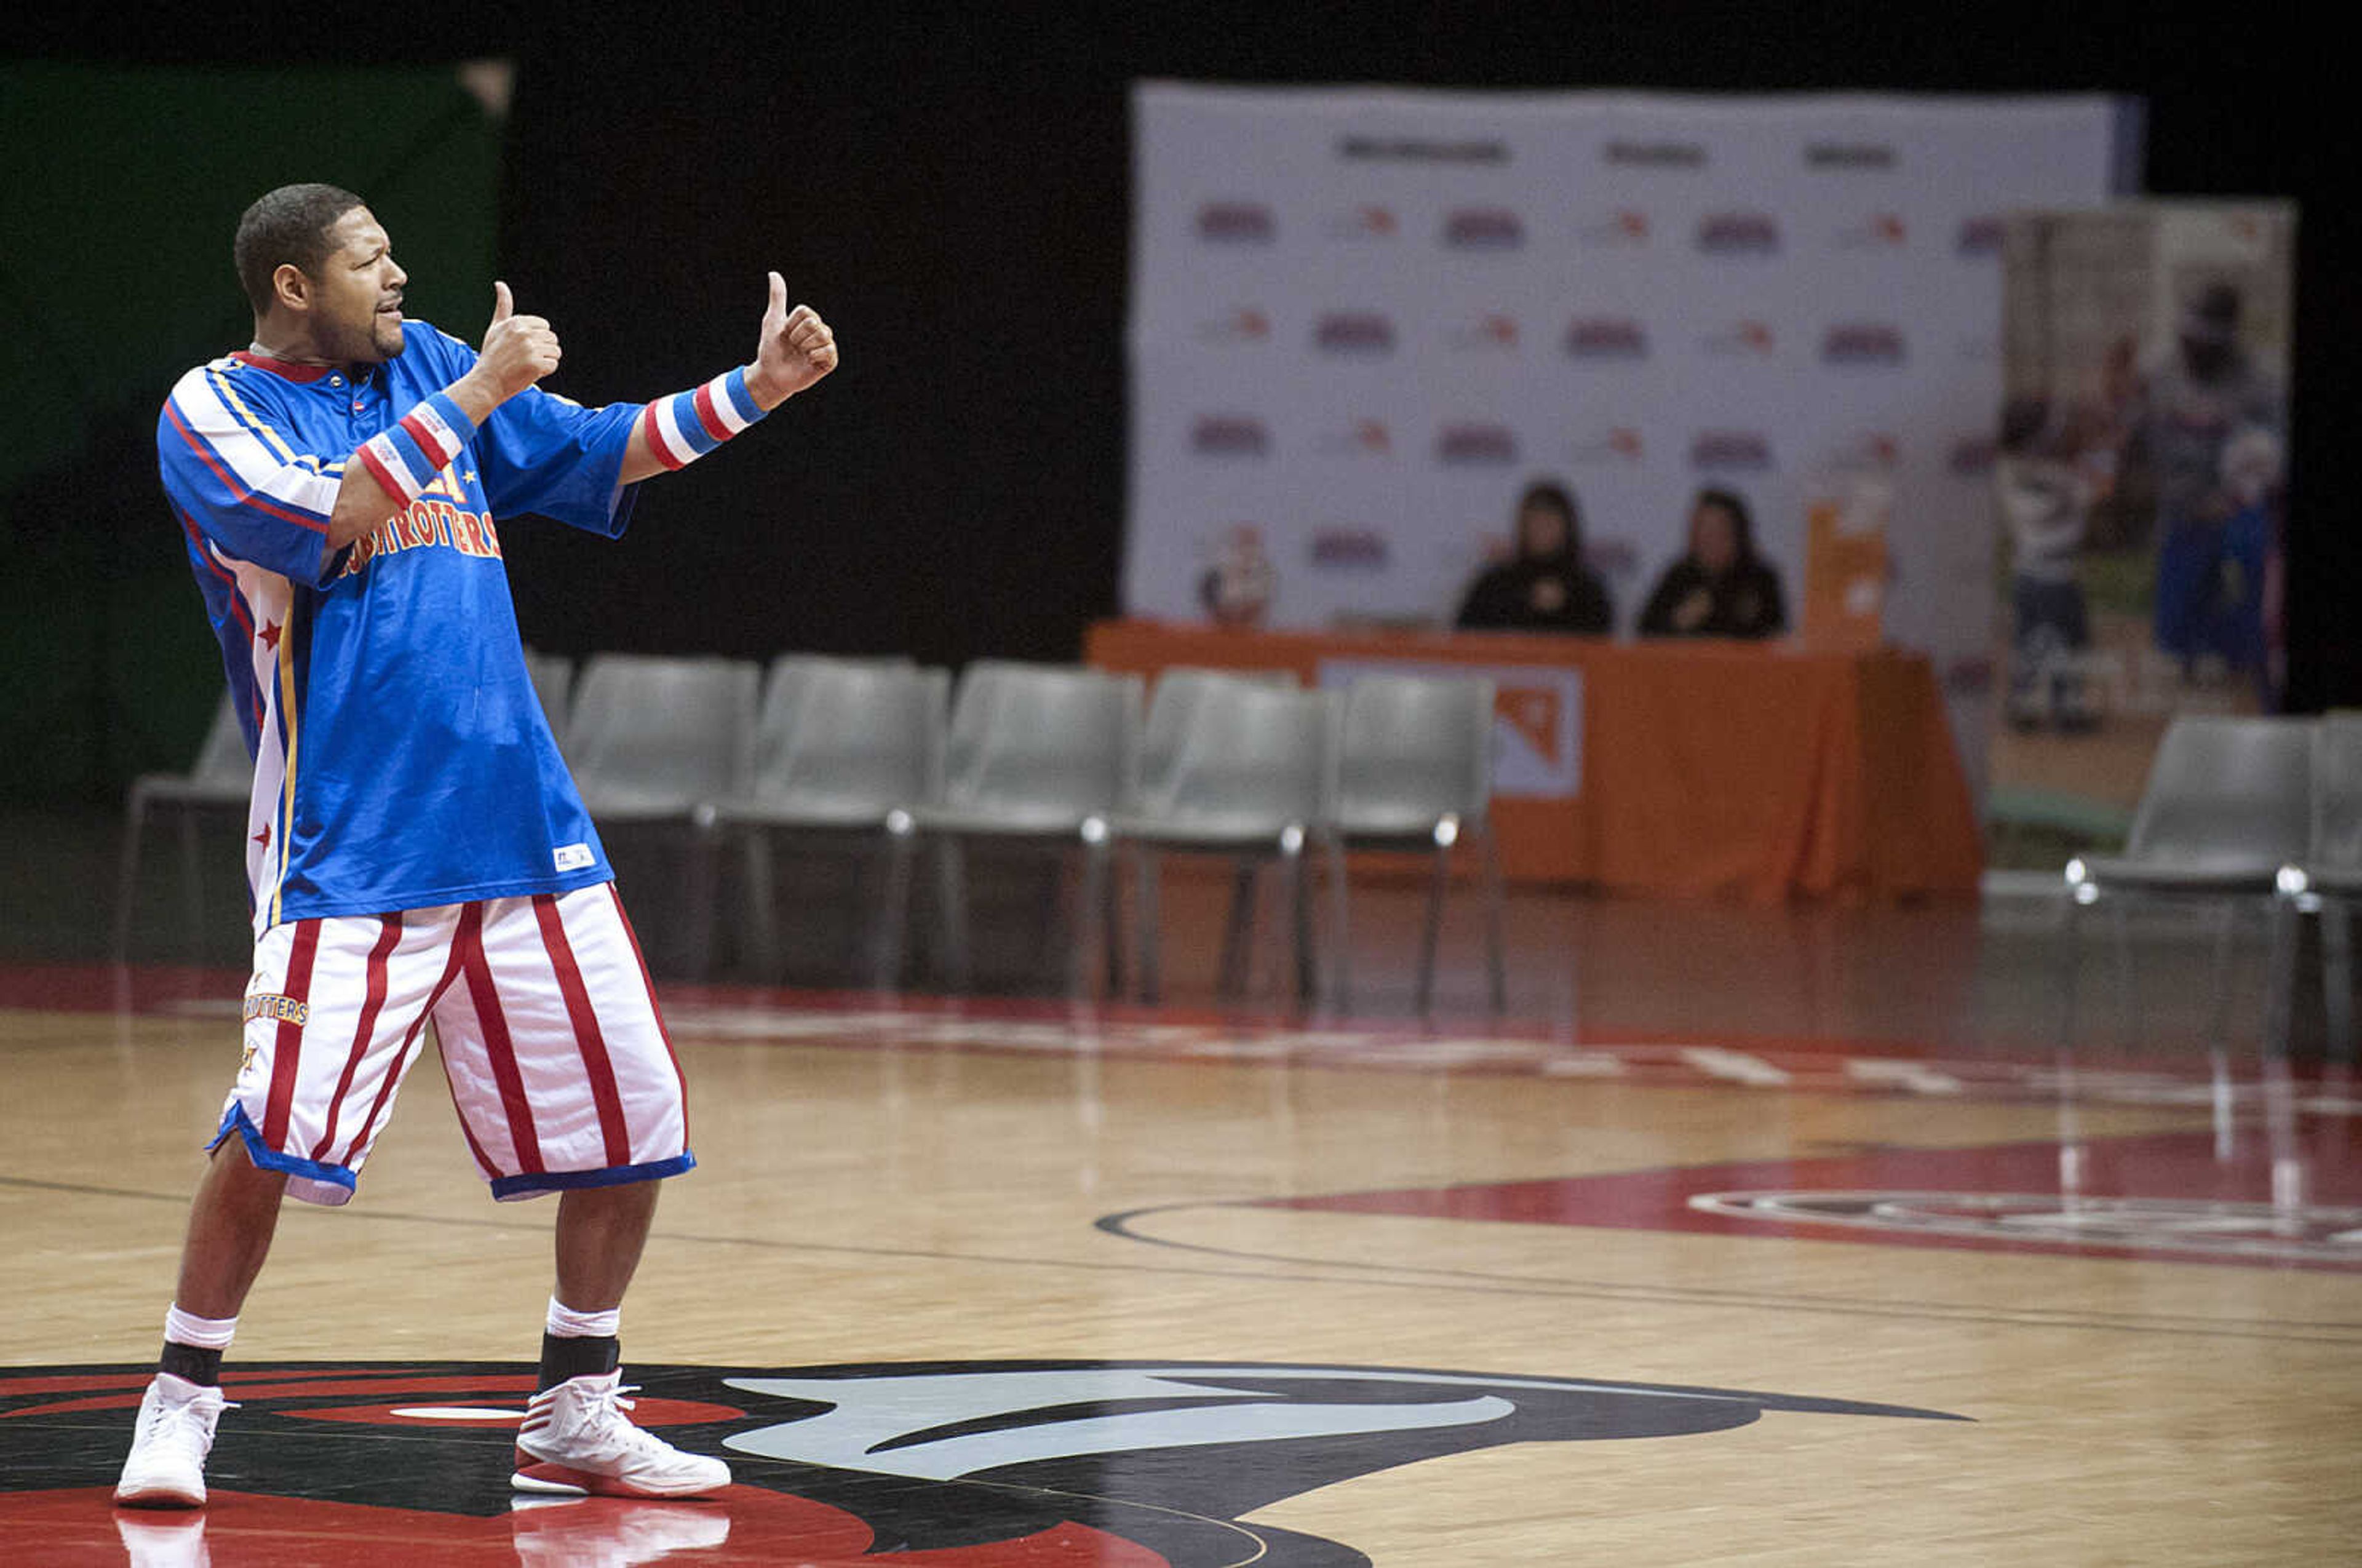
[116,1145,288,1508]
[176,1141,290,1319]
[552,1179,659,1314]
[443,888,722,1498]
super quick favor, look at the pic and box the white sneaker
[512,1371,731,1499]
[114,1374,234,1509]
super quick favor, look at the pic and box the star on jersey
[258,620,283,651]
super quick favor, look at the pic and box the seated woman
[1454,479,1613,635]
[1637,488,1787,640]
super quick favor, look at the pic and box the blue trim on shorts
[489,1151,697,1202]
[207,1102,359,1195]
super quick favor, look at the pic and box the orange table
[1085,620,1982,902]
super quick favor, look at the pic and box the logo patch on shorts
[244,993,309,1026]
[552,842,595,872]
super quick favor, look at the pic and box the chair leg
[2108,898,2135,1048]
[683,823,720,981]
[1099,842,1124,1000]
[741,829,779,984]
[1327,835,1354,1014]
[2265,893,2300,1059]
[1136,848,1164,1005]
[1284,843,1314,1010]
[1072,838,1111,1003]
[112,795,148,964]
[871,825,917,994]
[1480,827,1508,1016]
[2058,891,2084,1056]
[1218,858,1258,1002]
[2203,899,2240,1161]
[1414,840,1450,1014]
[2324,900,2356,1062]
[176,807,205,962]
[934,836,969,993]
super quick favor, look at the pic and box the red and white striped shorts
[213,882,692,1206]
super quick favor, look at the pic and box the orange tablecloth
[1085,620,1982,902]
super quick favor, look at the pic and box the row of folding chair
[2059,712,2362,1059]
[551,654,1504,1011]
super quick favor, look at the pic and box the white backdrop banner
[1126,84,2137,785]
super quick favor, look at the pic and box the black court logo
[1,1359,1960,1565]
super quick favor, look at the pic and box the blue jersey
[158,322,642,931]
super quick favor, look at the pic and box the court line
[9,1172,2360,1348]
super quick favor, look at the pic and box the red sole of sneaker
[511,1459,722,1500]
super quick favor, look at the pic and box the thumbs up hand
[746,272,837,408]
[475,280,562,402]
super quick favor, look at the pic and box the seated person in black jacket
[1637,488,1787,640]
[1453,479,1613,634]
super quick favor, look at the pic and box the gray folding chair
[2270,715,2362,1058]
[113,689,253,960]
[1139,666,1301,803]
[566,655,761,977]
[2061,714,2314,1059]
[907,661,1142,999]
[1113,677,1335,1007]
[1327,673,1506,1014]
[708,656,948,989]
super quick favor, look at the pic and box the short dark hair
[233,183,366,314]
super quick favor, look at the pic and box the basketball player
[116,183,837,1508]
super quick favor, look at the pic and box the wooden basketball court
[3,881,2357,1564]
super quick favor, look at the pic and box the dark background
[6,7,2348,806]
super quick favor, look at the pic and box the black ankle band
[160,1341,224,1387]
[538,1332,620,1391]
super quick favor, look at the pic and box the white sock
[164,1304,238,1350]
[546,1296,620,1339]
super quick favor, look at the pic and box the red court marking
[1258,1124,2362,1271]
[0,1486,1174,1566]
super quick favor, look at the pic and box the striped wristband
[640,365,768,471]
[356,391,477,510]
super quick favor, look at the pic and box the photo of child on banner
[1989,203,2294,840]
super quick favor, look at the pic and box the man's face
[301,206,408,363]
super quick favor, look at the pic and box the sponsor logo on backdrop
[1701,319,1778,357]
[1435,423,1519,466]
[1314,418,1394,457]
[0,1358,1960,1567]
[1442,207,1525,249]
[1690,431,1775,472]
[1338,135,1508,164]
[1448,313,1521,351]
[1820,322,1910,366]
[1313,311,1396,356]
[1575,208,1652,245]
[1696,212,1781,255]
[1949,433,1998,476]
[1309,527,1391,570]
[1193,307,1272,344]
[1562,316,1650,361]
[1604,138,1708,169]
[1190,415,1271,459]
[1196,202,1275,244]
[1820,432,1902,471]
[1571,426,1646,464]
[1323,204,1399,239]
[1955,215,2005,257]
[1834,212,1909,249]
[1805,141,1899,170]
